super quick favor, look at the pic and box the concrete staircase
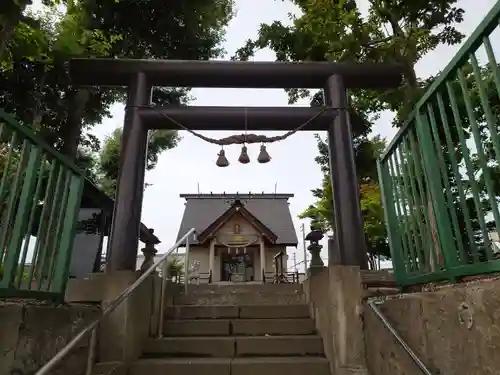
[129,284,331,375]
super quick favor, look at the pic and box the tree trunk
[384,10,442,271]
[32,89,91,283]
[401,63,444,271]
[61,89,91,160]
[0,19,16,59]
[20,67,47,128]
[0,1,32,58]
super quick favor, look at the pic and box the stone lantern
[140,228,158,274]
[305,227,325,276]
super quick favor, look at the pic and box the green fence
[378,1,500,287]
[0,110,85,299]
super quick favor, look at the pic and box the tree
[96,127,181,197]
[234,0,464,123]
[1,0,234,162]
[233,0,466,262]
[93,85,190,196]
[0,0,234,280]
[430,63,500,261]
[165,256,184,281]
[59,0,234,160]
[1,0,234,208]
[298,134,389,267]
[83,0,233,60]
[0,0,63,57]
[0,4,122,160]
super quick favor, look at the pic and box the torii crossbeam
[70,58,404,271]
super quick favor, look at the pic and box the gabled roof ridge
[197,200,278,243]
[175,193,298,246]
[180,193,294,200]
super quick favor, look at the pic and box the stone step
[163,318,316,336]
[143,336,325,358]
[236,335,324,357]
[91,362,126,375]
[232,318,316,336]
[174,292,305,306]
[130,357,330,375]
[231,357,331,375]
[182,283,303,295]
[164,319,230,336]
[165,304,310,320]
[143,336,234,357]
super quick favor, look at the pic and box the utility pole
[300,223,308,273]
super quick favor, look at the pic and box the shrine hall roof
[176,193,298,247]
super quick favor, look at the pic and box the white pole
[184,236,190,295]
[301,223,308,273]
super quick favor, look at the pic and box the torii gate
[70,58,404,271]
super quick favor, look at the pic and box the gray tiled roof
[176,193,298,246]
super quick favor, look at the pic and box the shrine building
[175,193,298,282]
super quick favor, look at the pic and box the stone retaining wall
[1,301,100,375]
[364,278,500,375]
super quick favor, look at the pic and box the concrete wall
[364,278,500,375]
[65,271,165,365]
[303,265,367,375]
[1,301,100,375]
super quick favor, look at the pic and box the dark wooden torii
[70,58,404,271]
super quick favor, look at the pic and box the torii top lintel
[70,58,404,89]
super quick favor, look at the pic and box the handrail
[367,300,434,375]
[34,227,196,375]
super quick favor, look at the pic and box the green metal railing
[0,109,85,299]
[378,1,500,286]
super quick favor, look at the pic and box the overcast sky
[31,0,499,271]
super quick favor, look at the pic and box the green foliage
[378,58,500,269]
[1,0,234,164]
[298,135,389,263]
[300,177,333,232]
[440,64,500,254]
[96,127,181,196]
[234,0,464,123]
[234,0,466,262]
[0,6,123,158]
[84,0,234,59]
[165,256,184,279]
[95,86,189,196]
[0,0,234,274]
[169,257,184,275]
